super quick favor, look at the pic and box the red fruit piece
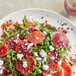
[61,61,72,76]
[26,20,36,27]
[0,45,8,58]
[16,40,33,55]
[23,35,28,40]
[1,20,15,32]
[28,31,45,45]
[0,63,12,76]
[42,63,63,76]
[6,37,21,51]
[48,49,60,63]
[53,32,69,48]
[15,56,35,75]
[7,74,13,76]
[1,23,7,30]
[28,28,39,33]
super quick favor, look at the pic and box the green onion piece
[25,23,29,29]
[20,25,25,29]
[33,20,41,26]
[4,30,9,37]
[24,16,26,23]
[40,27,48,32]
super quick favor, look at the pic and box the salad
[0,16,75,76]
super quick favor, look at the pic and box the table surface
[0,0,76,25]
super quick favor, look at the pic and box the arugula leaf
[20,25,25,29]
[58,50,65,58]
[4,30,9,37]
[0,32,17,41]
[68,45,72,51]
[7,49,17,75]
[33,20,41,26]
[24,16,26,23]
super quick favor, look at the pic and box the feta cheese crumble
[17,54,24,60]
[34,26,40,30]
[40,49,47,57]
[43,31,47,35]
[49,45,54,51]
[0,60,3,66]
[27,43,33,50]
[71,54,76,59]
[25,43,28,46]
[14,39,18,44]
[58,59,62,65]
[42,57,47,64]
[43,65,49,70]
[36,57,42,61]
[34,52,38,56]
[16,34,20,38]
[23,61,28,68]
[48,74,51,76]
[0,69,3,74]
[51,56,55,60]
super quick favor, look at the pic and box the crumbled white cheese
[0,69,3,74]
[35,37,39,39]
[27,43,33,50]
[34,52,38,56]
[51,56,55,60]
[36,57,42,61]
[39,62,41,65]
[43,56,47,62]
[71,54,76,59]
[40,49,47,57]
[42,61,44,64]
[23,61,28,68]
[43,31,47,35]
[56,53,58,57]
[14,39,18,44]
[17,54,24,60]
[34,26,40,30]
[49,45,54,51]
[43,65,49,70]
[16,34,20,38]
[0,60,3,66]
[42,57,47,64]
[58,59,62,65]
[18,20,23,24]
[25,43,28,46]
[48,74,51,76]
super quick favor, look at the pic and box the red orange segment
[28,31,45,45]
[53,32,69,48]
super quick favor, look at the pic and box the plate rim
[0,8,76,27]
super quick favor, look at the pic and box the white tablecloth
[0,0,76,25]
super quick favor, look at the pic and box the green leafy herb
[68,45,72,51]
[58,50,65,58]
[33,20,41,27]
[0,32,17,41]
[50,69,61,74]
[24,16,26,23]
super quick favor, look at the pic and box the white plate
[0,8,76,76]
